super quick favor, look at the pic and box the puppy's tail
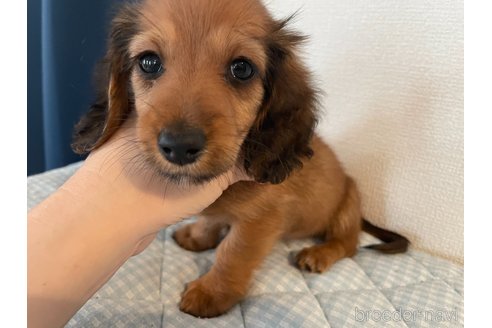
[361,219,409,254]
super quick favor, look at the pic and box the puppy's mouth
[153,162,220,185]
[139,148,234,185]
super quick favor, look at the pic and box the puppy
[72,0,408,318]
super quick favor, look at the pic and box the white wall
[266,0,463,263]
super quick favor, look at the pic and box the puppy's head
[72,0,318,184]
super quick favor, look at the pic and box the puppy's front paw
[179,278,238,318]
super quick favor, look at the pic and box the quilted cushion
[28,163,464,328]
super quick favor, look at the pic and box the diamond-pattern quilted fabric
[242,293,329,328]
[353,250,435,289]
[67,299,162,328]
[27,163,464,327]
[383,280,463,328]
[317,289,408,328]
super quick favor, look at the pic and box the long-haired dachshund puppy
[72,0,409,318]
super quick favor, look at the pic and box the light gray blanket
[28,163,464,327]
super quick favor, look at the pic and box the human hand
[27,120,252,328]
[71,121,251,238]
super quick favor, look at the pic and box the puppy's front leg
[179,212,282,318]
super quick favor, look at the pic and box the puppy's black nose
[158,128,206,165]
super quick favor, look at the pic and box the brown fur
[72,0,408,318]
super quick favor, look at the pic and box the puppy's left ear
[243,19,318,184]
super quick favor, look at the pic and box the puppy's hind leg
[296,177,362,273]
[173,216,226,252]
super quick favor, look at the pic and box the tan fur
[73,0,364,318]
[176,136,362,317]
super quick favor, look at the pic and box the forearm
[27,170,156,328]
[27,130,246,327]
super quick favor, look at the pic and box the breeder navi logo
[354,307,458,324]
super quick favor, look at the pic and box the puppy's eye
[230,59,255,81]
[139,53,164,76]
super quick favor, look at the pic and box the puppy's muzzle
[158,126,206,166]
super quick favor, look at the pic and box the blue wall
[28,0,120,175]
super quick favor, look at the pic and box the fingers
[232,164,253,182]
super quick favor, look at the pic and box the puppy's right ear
[72,5,140,154]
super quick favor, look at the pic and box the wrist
[62,159,177,236]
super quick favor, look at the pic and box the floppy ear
[72,5,139,154]
[242,19,318,184]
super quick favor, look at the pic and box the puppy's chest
[202,181,277,219]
